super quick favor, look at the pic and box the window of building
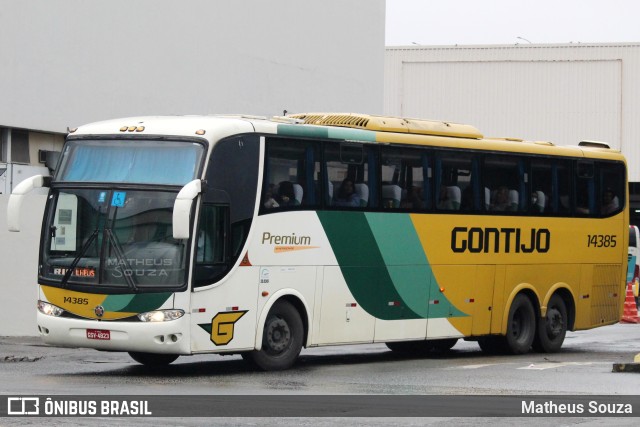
[11,130,30,164]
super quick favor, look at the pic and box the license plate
[86,329,110,340]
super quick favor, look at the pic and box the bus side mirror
[173,179,202,239]
[8,175,51,232]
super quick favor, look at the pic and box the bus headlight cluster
[137,309,185,322]
[37,300,64,317]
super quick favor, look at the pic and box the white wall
[0,0,385,133]
[0,195,46,336]
[385,43,640,180]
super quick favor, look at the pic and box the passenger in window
[491,186,510,211]
[437,185,452,210]
[601,188,619,214]
[401,185,424,210]
[334,178,361,207]
[276,181,298,207]
[263,184,280,208]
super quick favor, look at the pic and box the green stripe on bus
[327,128,377,142]
[364,213,466,318]
[277,124,376,142]
[317,211,422,320]
[364,213,430,317]
[113,292,173,313]
[277,124,329,139]
[102,294,135,312]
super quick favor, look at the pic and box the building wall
[1,0,385,134]
[0,0,385,336]
[385,43,640,180]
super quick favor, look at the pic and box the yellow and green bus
[8,113,628,370]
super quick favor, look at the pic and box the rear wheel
[504,294,536,354]
[128,352,179,366]
[244,300,303,371]
[533,294,567,353]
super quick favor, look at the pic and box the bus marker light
[466,298,475,303]
[388,301,400,306]
[192,308,206,313]
[439,287,445,292]
[119,126,128,132]
[127,126,137,132]
[261,291,269,297]
[196,129,206,135]
[135,126,145,132]
[581,294,590,299]
[345,303,357,307]
[226,306,240,311]
[429,300,440,305]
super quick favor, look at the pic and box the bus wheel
[533,294,567,353]
[504,294,536,354]
[246,300,303,371]
[128,352,179,366]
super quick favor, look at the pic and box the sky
[386,0,640,46]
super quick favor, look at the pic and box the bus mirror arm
[173,179,203,240]
[7,175,51,232]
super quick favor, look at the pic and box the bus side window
[193,204,229,287]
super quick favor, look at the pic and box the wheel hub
[266,317,290,352]
[546,307,564,337]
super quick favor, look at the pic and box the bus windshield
[41,188,187,290]
[56,139,204,185]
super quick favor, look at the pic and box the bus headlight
[137,309,185,322]
[37,300,64,317]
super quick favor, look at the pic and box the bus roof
[68,113,625,162]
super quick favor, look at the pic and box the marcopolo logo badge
[7,397,40,415]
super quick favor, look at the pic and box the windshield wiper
[106,228,138,291]
[60,229,99,288]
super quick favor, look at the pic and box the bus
[7,113,628,370]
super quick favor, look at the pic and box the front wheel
[504,294,536,354]
[128,352,179,366]
[533,294,567,353]
[243,300,303,371]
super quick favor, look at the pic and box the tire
[128,352,179,366]
[245,300,303,371]
[533,294,568,353]
[504,294,536,355]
